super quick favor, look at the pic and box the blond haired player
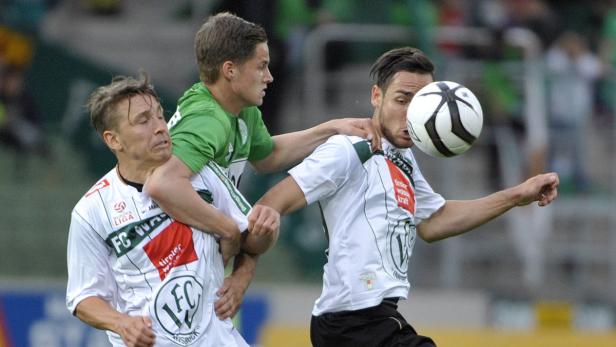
[66,74,274,346]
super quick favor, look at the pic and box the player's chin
[253,95,265,106]
[395,137,413,148]
[153,149,172,162]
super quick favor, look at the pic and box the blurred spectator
[0,65,49,178]
[436,0,467,56]
[599,0,616,118]
[546,31,603,193]
[0,26,35,68]
[504,0,560,49]
[82,0,122,16]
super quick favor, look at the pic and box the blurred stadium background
[1,0,615,346]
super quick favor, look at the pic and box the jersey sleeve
[408,152,446,224]
[288,135,354,205]
[66,210,116,315]
[171,112,229,174]
[191,163,251,232]
[246,108,274,162]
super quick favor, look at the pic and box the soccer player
[146,12,376,319]
[253,47,560,347]
[66,74,275,347]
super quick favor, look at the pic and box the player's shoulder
[74,169,117,213]
[326,134,366,145]
[178,83,224,118]
[324,135,373,163]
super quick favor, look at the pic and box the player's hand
[215,274,249,319]
[219,231,241,267]
[514,172,559,207]
[330,118,381,151]
[248,205,280,236]
[115,315,155,347]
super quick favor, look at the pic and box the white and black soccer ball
[406,81,483,157]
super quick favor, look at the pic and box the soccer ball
[406,81,483,157]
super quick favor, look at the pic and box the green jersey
[169,82,274,186]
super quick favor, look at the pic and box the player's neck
[116,161,154,186]
[204,82,244,115]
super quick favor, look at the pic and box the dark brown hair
[370,47,435,91]
[194,12,268,83]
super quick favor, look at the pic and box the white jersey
[66,162,250,347]
[288,135,445,316]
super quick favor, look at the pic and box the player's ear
[221,61,236,81]
[370,85,381,108]
[103,130,121,152]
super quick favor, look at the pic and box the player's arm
[251,118,375,173]
[255,176,307,215]
[215,251,259,319]
[146,156,241,252]
[417,172,559,242]
[75,297,155,347]
[67,213,155,347]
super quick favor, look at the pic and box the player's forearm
[252,121,339,173]
[146,158,240,240]
[418,189,518,242]
[75,297,126,332]
[230,251,259,293]
[256,176,307,216]
[241,228,279,255]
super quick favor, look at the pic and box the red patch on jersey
[385,159,415,213]
[143,222,198,280]
[85,178,110,197]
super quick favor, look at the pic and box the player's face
[371,71,433,148]
[108,94,171,166]
[231,42,273,108]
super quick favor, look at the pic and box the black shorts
[310,298,436,347]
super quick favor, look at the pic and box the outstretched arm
[418,172,559,243]
[146,155,241,259]
[251,118,375,173]
[254,176,308,215]
[75,297,155,347]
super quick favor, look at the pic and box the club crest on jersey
[152,273,205,346]
[386,219,416,280]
